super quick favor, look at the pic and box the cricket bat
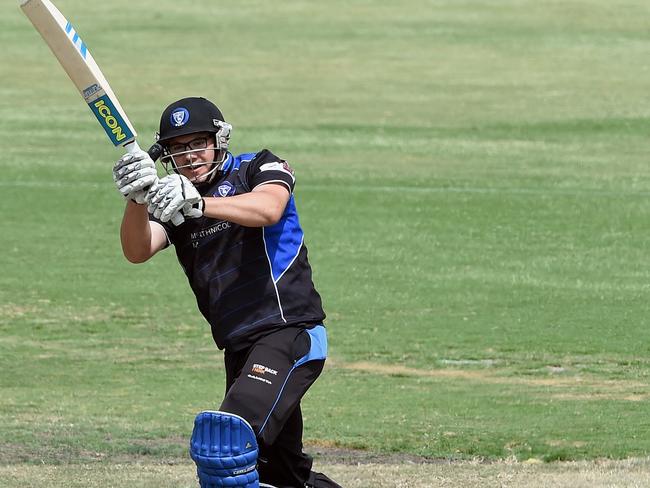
[20,0,183,221]
[20,0,148,153]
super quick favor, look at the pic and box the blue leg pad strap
[190,411,259,488]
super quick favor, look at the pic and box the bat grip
[124,139,185,226]
[125,140,142,154]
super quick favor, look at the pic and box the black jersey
[154,149,326,350]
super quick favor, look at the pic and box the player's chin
[179,168,205,183]
[191,172,208,183]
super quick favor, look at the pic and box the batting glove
[146,174,203,224]
[182,199,205,219]
[113,151,158,204]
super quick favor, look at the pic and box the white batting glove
[146,174,203,224]
[182,199,205,219]
[113,151,158,204]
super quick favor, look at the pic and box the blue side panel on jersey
[263,197,304,282]
[87,94,134,146]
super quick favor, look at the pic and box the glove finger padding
[113,150,152,174]
[147,180,177,207]
[117,167,158,195]
[145,177,166,198]
[154,190,185,221]
[147,177,176,214]
[113,150,158,202]
[114,159,155,181]
[160,195,187,222]
[146,174,201,222]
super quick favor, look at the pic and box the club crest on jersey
[215,182,235,197]
[171,108,190,127]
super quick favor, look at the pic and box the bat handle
[124,139,185,226]
[124,139,142,154]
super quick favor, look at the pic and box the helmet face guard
[155,97,232,183]
[159,121,232,181]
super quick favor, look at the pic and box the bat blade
[20,0,138,150]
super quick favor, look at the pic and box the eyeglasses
[168,136,210,155]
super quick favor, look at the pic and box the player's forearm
[120,201,155,263]
[202,192,286,227]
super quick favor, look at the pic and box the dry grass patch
[2,458,650,488]
[333,360,650,401]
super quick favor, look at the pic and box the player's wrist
[127,190,148,205]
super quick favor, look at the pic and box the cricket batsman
[113,97,342,488]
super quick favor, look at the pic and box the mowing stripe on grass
[3,180,650,198]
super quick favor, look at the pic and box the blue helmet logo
[171,108,190,127]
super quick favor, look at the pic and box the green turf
[1,0,650,466]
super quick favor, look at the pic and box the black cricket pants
[219,325,334,488]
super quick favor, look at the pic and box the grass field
[2,0,650,486]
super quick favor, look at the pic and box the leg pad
[190,411,259,488]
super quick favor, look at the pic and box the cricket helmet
[158,97,228,142]
[156,97,232,183]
